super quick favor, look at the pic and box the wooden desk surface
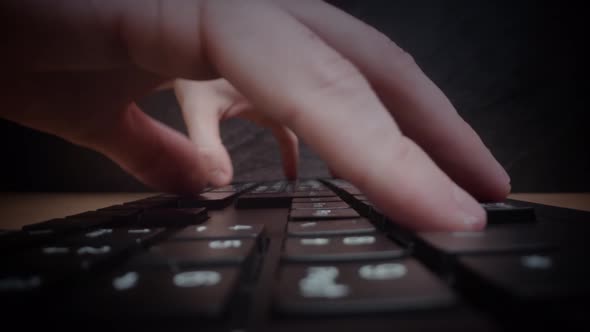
[0,192,589,231]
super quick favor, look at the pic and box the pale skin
[0,0,511,231]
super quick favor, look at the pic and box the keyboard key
[0,228,57,252]
[208,184,248,192]
[237,181,337,209]
[93,209,141,223]
[456,253,590,303]
[415,226,559,272]
[294,180,326,191]
[292,197,343,203]
[68,267,240,318]
[123,197,178,209]
[7,242,130,276]
[290,191,335,198]
[290,208,360,221]
[139,208,208,227]
[177,192,238,209]
[130,239,256,267]
[23,214,112,231]
[287,219,376,237]
[0,271,45,293]
[481,202,536,224]
[59,227,163,247]
[291,202,350,210]
[171,224,264,241]
[326,180,363,196]
[275,259,455,314]
[417,227,558,256]
[98,204,140,212]
[283,234,405,262]
[236,193,293,209]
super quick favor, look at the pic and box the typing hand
[173,78,298,184]
[0,0,510,231]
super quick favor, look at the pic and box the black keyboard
[1,179,589,331]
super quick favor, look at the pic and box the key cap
[264,181,288,193]
[0,229,57,252]
[98,204,140,212]
[202,182,256,194]
[325,180,363,196]
[481,202,536,224]
[177,192,238,209]
[130,239,256,267]
[291,202,350,210]
[292,197,343,203]
[22,218,66,232]
[290,208,360,221]
[236,193,293,209]
[139,208,208,227]
[283,234,405,262]
[208,184,242,192]
[236,181,291,207]
[294,180,326,191]
[354,194,369,201]
[456,253,590,303]
[237,182,337,209]
[67,267,240,318]
[287,219,376,237]
[22,214,113,231]
[171,224,264,241]
[417,226,558,256]
[36,210,140,230]
[0,271,45,293]
[59,227,163,247]
[7,242,130,276]
[275,259,455,314]
[123,197,178,209]
[289,191,335,198]
[415,226,559,272]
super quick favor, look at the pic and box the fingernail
[209,169,227,187]
[453,185,486,230]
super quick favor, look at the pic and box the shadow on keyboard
[1,179,589,331]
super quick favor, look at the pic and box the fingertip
[208,167,232,187]
[477,171,512,203]
[284,166,298,181]
[482,158,512,201]
[451,184,487,231]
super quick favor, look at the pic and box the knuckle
[279,53,369,126]
[391,136,416,165]
[388,44,419,71]
[311,53,368,98]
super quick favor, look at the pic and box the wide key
[275,259,455,314]
[283,234,405,262]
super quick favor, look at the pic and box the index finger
[200,1,485,231]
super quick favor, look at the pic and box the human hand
[173,78,299,184]
[0,0,510,231]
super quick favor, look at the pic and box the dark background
[1,0,587,192]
